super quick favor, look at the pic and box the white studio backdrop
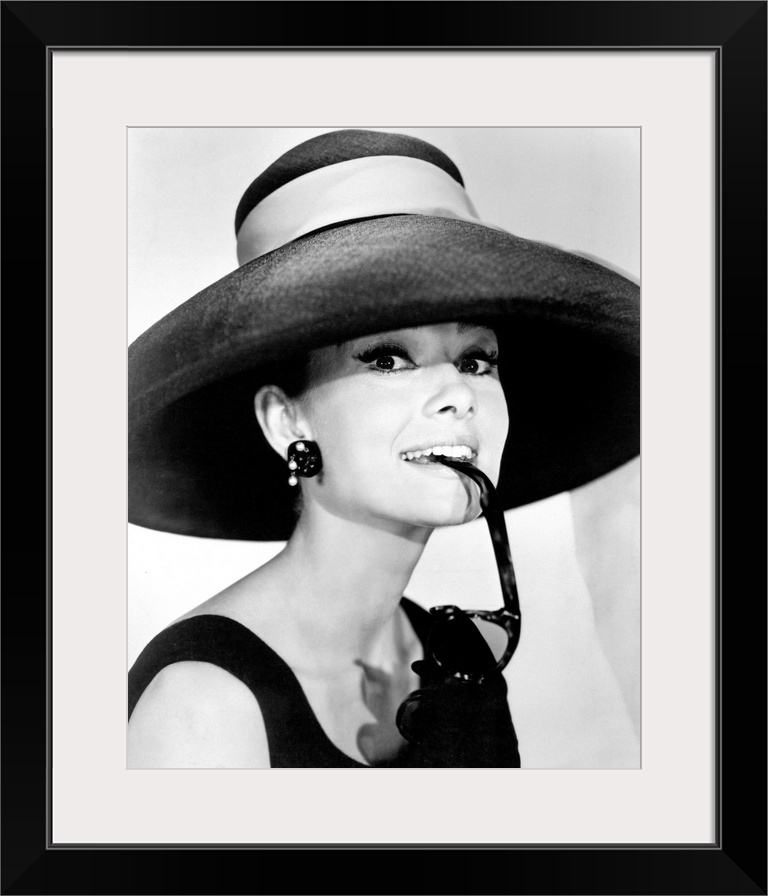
[128,126,640,768]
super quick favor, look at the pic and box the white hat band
[236,155,486,265]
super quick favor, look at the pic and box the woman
[127,129,640,768]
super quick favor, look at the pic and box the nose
[422,364,476,419]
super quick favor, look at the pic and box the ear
[253,385,311,461]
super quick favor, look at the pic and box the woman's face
[294,322,509,533]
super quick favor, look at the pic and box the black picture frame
[2,2,765,894]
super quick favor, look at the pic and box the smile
[399,444,477,464]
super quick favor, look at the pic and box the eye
[457,350,499,376]
[355,343,415,374]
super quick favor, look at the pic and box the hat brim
[129,215,640,540]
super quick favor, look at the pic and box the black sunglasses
[396,457,522,741]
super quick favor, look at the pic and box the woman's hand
[398,670,521,768]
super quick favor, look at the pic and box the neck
[269,502,431,667]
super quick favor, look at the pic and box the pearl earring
[287,440,322,486]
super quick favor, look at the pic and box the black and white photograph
[2,0,759,884]
[127,126,640,770]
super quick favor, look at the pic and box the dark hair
[258,353,313,400]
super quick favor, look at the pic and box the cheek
[307,387,401,472]
[479,387,510,481]
[483,386,510,442]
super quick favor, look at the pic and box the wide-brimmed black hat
[129,129,639,541]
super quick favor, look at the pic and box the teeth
[401,445,475,461]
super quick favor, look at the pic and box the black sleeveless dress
[128,597,520,768]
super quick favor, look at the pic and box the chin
[392,473,484,525]
[404,497,482,529]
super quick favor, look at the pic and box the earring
[287,440,322,486]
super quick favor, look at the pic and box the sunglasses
[396,457,522,742]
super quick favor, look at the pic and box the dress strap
[400,595,434,646]
[128,614,363,767]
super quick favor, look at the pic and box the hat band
[236,155,484,264]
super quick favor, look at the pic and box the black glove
[398,658,521,768]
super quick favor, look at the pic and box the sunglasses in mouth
[396,457,522,743]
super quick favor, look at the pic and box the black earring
[287,440,322,486]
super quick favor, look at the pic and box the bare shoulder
[128,661,271,769]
